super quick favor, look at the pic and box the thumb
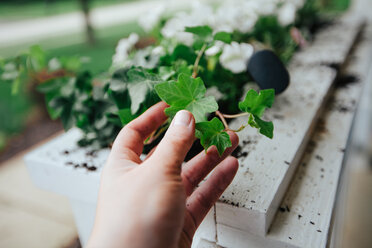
[147,110,195,176]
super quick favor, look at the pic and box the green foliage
[213,32,232,44]
[195,118,231,155]
[185,26,213,41]
[2,0,347,154]
[238,89,275,117]
[239,89,275,138]
[155,73,218,122]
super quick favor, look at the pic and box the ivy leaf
[126,68,162,114]
[195,118,232,155]
[109,67,162,114]
[214,32,232,44]
[155,73,218,122]
[28,45,47,72]
[238,89,274,117]
[248,114,274,139]
[239,89,275,139]
[118,108,136,125]
[185,25,213,40]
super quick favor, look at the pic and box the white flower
[48,58,61,71]
[161,12,194,46]
[160,2,214,46]
[112,33,139,67]
[286,0,306,9]
[138,5,165,32]
[277,2,297,26]
[219,42,254,74]
[213,0,258,33]
[206,86,224,101]
[131,46,165,69]
[1,62,18,80]
[205,41,224,56]
[254,0,280,16]
[152,46,165,56]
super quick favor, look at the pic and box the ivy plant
[0,0,341,154]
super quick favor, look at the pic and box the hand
[87,102,239,248]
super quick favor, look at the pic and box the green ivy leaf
[155,73,218,122]
[126,68,162,114]
[238,89,275,117]
[28,45,47,71]
[109,67,162,114]
[239,89,275,139]
[214,32,232,44]
[248,114,274,139]
[195,117,232,155]
[185,25,213,40]
[118,108,136,125]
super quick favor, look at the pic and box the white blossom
[132,46,165,69]
[206,86,224,101]
[219,42,254,74]
[205,41,224,57]
[277,2,297,26]
[253,0,280,16]
[160,2,214,45]
[138,5,165,32]
[112,33,139,67]
[161,12,194,46]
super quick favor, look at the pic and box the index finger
[110,101,168,162]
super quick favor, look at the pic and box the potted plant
[0,0,347,245]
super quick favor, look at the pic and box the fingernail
[174,110,192,127]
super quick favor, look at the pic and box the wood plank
[201,19,372,248]
[291,17,363,67]
[24,128,106,202]
[214,17,363,237]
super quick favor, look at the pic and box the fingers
[110,102,168,162]
[146,110,195,176]
[182,131,239,196]
[186,156,238,231]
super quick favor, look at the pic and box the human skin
[87,102,239,248]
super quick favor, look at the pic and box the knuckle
[194,190,212,210]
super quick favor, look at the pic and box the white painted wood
[194,207,217,244]
[210,20,372,248]
[24,128,106,202]
[69,200,97,247]
[214,18,363,237]
[292,18,363,67]
[216,63,365,248]
[195,239,221,248]
[216,64,337,236]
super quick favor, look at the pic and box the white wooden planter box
[24,14,366,248]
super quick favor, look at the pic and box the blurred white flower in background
[138,5,165,32]
[161,12,194,46]
[277,2,297,26]
[132,46,165,69]
[112,33,139,67]
[113,0,307,71]
[205,41,224,56]
[213,1,258,33]
[161,2,214,45]
[219,42,254,73]
[255,0,280,15]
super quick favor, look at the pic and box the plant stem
[215,110,229,130]
[229,125,247,132]
[222,112,249,118]
[192,43,207,78]
[144,123,169,145]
